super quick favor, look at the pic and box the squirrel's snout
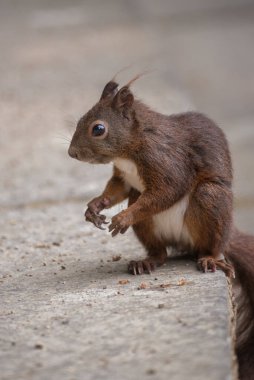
[68,146,79,160]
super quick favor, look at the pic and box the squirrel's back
[134,107,233,187]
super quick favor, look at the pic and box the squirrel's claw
[85,208,108,230]
[215,260,235,278]
[128,259,156,275]
[108,223,122,237]
[108,221,129,237]
[197,256,235,278]
[108,212,132,237]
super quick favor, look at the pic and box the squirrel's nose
[68,146,79,159]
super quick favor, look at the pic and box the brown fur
[68,78,254,378]
[226,229,254,380]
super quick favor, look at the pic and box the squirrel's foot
[197,256,235,278]
[128,259,156,275]
[128,253,167,275]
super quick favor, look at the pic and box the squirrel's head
[68,79,136,164]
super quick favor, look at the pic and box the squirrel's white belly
[153,195,193,245]
[113,158,193,246]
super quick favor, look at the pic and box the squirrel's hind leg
[185,181,235,277]
[127,188,167,275]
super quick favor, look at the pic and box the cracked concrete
[1,0,254,379]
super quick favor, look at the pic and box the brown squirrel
[68,76,254,379]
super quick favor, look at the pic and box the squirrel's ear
[100,81,119,101]
[112,86,134,110]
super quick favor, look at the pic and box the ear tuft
[112,86,134,110]
[100,81,119,101]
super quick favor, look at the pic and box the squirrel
[68,75,254,379]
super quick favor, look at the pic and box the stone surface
[1,0,254,379]
[0,203,234,380]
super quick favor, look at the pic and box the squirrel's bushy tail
[227,229,254,380]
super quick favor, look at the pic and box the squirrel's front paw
[108,211,133,237]
[84,208,108,230]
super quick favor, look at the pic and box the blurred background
[1,0,254,232]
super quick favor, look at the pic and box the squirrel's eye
[92,124,106,137]
[89,120,108,139]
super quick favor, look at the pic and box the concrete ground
[0,0,254,379]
